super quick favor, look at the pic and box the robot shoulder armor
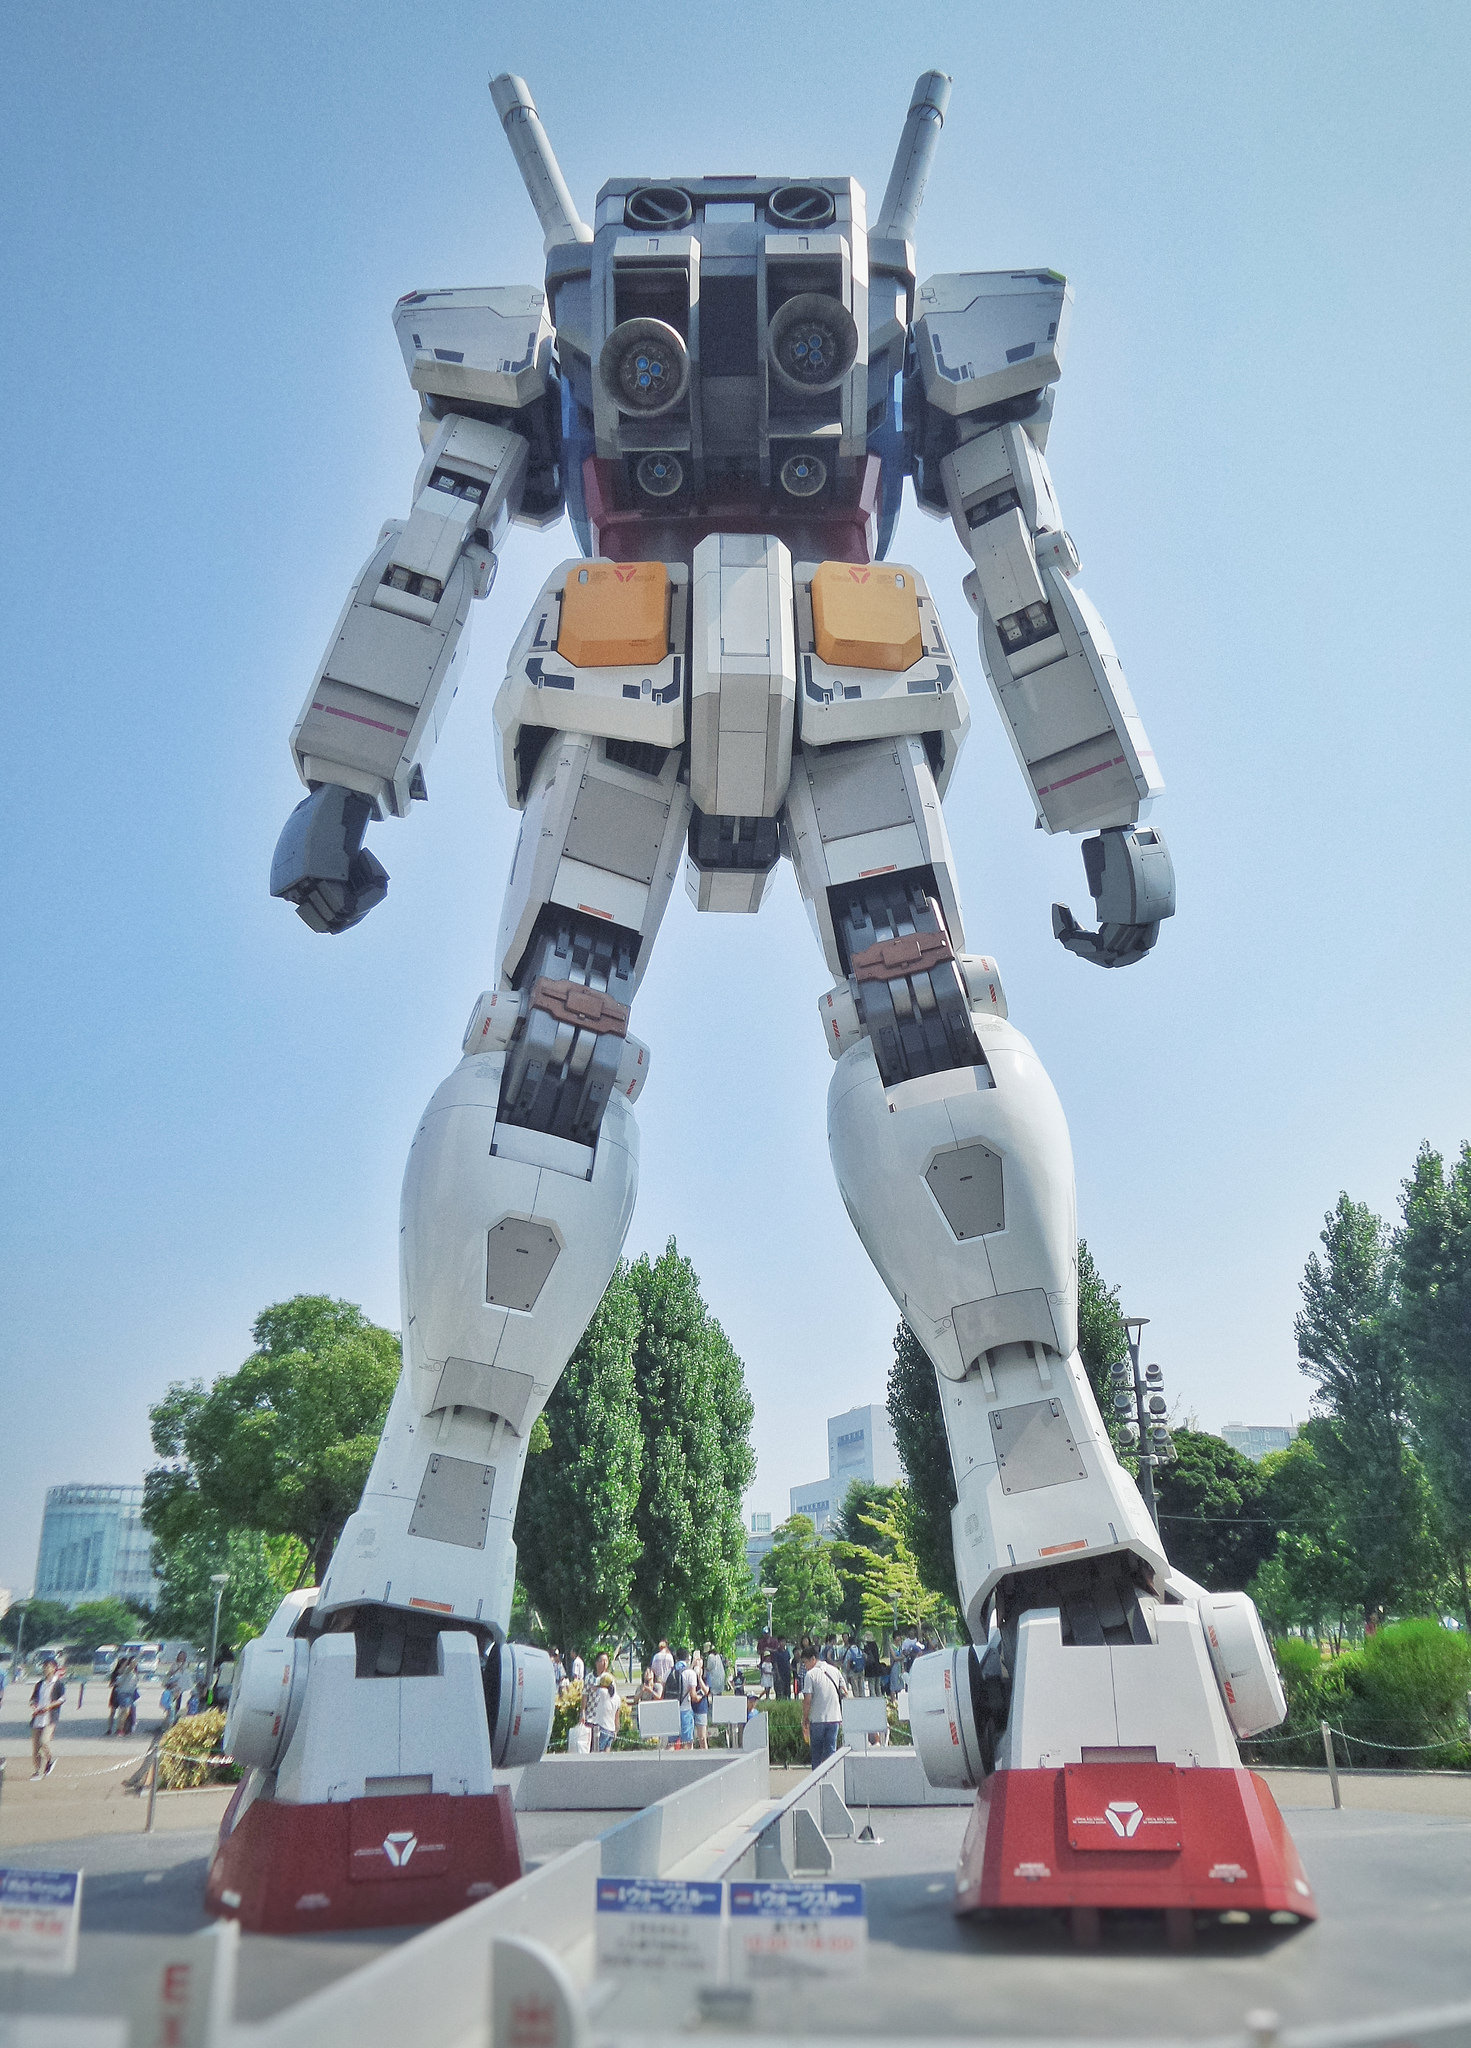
[393,285,555,413]
[912,269,1073,419]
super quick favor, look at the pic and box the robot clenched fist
[215,71,1311,1935]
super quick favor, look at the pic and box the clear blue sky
[3,2,1468,1595]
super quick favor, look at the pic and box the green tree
[1077,1238,1131,1443]
[765,1515,841,1642]
[514,1267,643,1658]
[1152,1429,1278,1591]
[144,1295,400,1580]
[151,1526,309,1646]
[1296,1196,1442,1626]
[831,1486,955,1638]
[2,1599,79,1653]
[1249,1432,1361,1647]
[60,1600,146,1654]
[626,1243,755,1654]
[831,1479,902,1632]
[1396,1142,1471,1631]
[886,1321,962,1619]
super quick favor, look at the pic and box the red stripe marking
[1039,1539,1088,1557]
[577,903,614,920]
[409,1597,454,1612]
[313,700,410,739]
[1036,754,1126,796]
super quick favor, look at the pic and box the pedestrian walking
[29,1657,65,1778]
[690,1653,711,1749]
[650,1639,674,1691]
[843,1635,867,1697]
[212,1646,236,1713]
[703,1644,726,1696]
[674,1650,697,1747]
[799,1642,848,1769]
[114,1656,140,1736]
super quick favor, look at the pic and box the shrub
[158,1709,240,1788]
[755,1698,809,1765]
[1336,1621,1471,1767]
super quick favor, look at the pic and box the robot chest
[496,539,965,817]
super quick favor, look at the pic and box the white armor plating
[258,68,1276,1836]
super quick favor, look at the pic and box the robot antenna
[875,69,952,243]
[489,73,593,252]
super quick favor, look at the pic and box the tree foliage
[144,1296,400,1580]
[886,1320,961,1619]
[625,1243,755,1654]
[1396,1142,1471,1628]
[1077,1238,1131,1442]
[515,1242,756,1659]
[1295,1197,1442,1624]
[514,1269,643,1656]
[831,1485,955,1636]
[1153,1429,1278,1591]
[765,1514,841,1641]
[151,1526,308,1647]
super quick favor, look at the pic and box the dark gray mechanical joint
[687,808,780,875]
[498,911,637,1149]
[270,784,389,935]
[1053,825,1175,970]
[834,871,980,1088]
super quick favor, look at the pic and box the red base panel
[204,1783,523,1933]
[955,1763,1316,1924]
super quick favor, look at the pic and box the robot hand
[271,785,389,935]
[1052,825,1175,970]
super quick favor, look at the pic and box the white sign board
[841,1696,888,1734]
[0,1869,82,1975]
[595,1878,723,1976]
[729,1879,866,1979]
[635,1699,681,1739]
[711,1696,748,1726]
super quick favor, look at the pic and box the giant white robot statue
[211,72,1314,1934]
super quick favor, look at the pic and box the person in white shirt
[586,1654,620,1752]
[800,1644,848,1768]
[650,1640,674,1690]
[703,1647,726,1695]
[570,1651,585,1685]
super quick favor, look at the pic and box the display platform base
[954,1762,1316,1933]
[205,1782,523,1933]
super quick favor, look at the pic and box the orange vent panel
[557,560,669,669]
[810,561,923,673]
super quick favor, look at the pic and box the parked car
[121,1640,160,1680]
[93,1644,119,1676]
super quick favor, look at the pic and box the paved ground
[5,1691,1471,2041]
[694,1773,1471,2041]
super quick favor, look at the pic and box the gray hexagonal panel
[486,1217,561,1311]
[926,1142,1004,1240]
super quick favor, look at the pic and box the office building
[745,1510,776,1581]
[33,1484,159,1611]
[789,1402,903,1534]
[1220,1423,1295,1464]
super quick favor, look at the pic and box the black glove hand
[1052,825,1174,970]
[270,785,389,935]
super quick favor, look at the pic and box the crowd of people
[18,1644,240,1781]
[543,1624,939,1766]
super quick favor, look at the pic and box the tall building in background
[789,1403,903,1534]
[1220,1423,1295,1464]
[745,1511,775,1582]
[33,1484,159,1611]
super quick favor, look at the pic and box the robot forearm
[942,425,1175,966]
[288,415,527,815]
[274,416,528,933]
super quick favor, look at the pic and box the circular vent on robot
[636,452,685,497]
[767,184,836,229]
[766,293,859,395]
[779,452,827,497]
[624,185,694,230]
[599,318,690,416]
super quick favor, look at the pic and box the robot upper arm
[393,285,564,527]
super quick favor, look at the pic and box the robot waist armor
[493,533,970,817]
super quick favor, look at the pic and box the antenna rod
[489,73,593,251]
[875,70,952,242]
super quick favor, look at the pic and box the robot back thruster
[213,70,1313,1939]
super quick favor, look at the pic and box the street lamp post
[206,1574,230,1707]
[1112,1317,1175,1531]
[760,1586,776,1637]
